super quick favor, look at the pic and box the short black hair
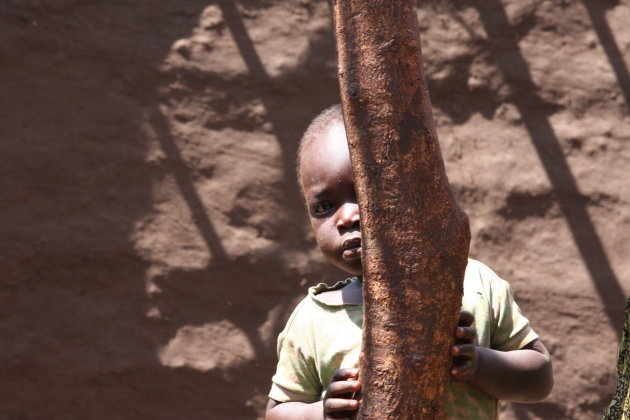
[296,104,344,189]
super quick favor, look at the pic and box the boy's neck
[317,277,363,305]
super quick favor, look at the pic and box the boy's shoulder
[463,258,519,311]
[465,258,500,279]
[463,259,536,351]
[464,259,512,292]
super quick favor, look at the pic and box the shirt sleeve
[269,299,323,403]
[488,271,538,351]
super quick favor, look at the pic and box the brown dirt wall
[1,0,629,419]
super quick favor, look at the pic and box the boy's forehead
[304,123,349,163]
[300,122,351,187]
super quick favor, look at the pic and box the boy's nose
[337,202,360,229]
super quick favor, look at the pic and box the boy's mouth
[341,237,362,261]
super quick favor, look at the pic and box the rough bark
[332,1,471,419]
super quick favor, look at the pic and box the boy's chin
[336,262,363,277]
[324,254,363,276]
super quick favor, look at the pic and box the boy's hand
[323,368,361,420]
[451,310,479,382]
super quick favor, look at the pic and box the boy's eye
[312,201,334,216]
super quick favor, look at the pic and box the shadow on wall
[0,1,340,419]
[3,0,627,418]
[216,0,339,206]
[467,0,627,338]
[0,2,225,418]
[581,0,630,108]
[422,0,626,335]
[145,2,342,418]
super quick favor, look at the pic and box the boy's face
[300,123,363,276]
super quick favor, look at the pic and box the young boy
[265,105,553,420]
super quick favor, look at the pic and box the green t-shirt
[269,259,538,419]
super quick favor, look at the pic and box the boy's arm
[266,369,361,420]
[265,399,323,420]
[452,311,553,402]
[457,338,553,402]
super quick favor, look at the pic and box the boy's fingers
[455,326,476,342]
[452,343,476,358]
[325,380,361,397]
[324,398,359,413]
[458,310,474,327]
[331,368,359,381]
[451,359,473,378]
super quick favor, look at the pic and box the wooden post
[332,1,471,419]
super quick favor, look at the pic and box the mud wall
[1,1,629,419]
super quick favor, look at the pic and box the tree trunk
[332,1,471,419]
